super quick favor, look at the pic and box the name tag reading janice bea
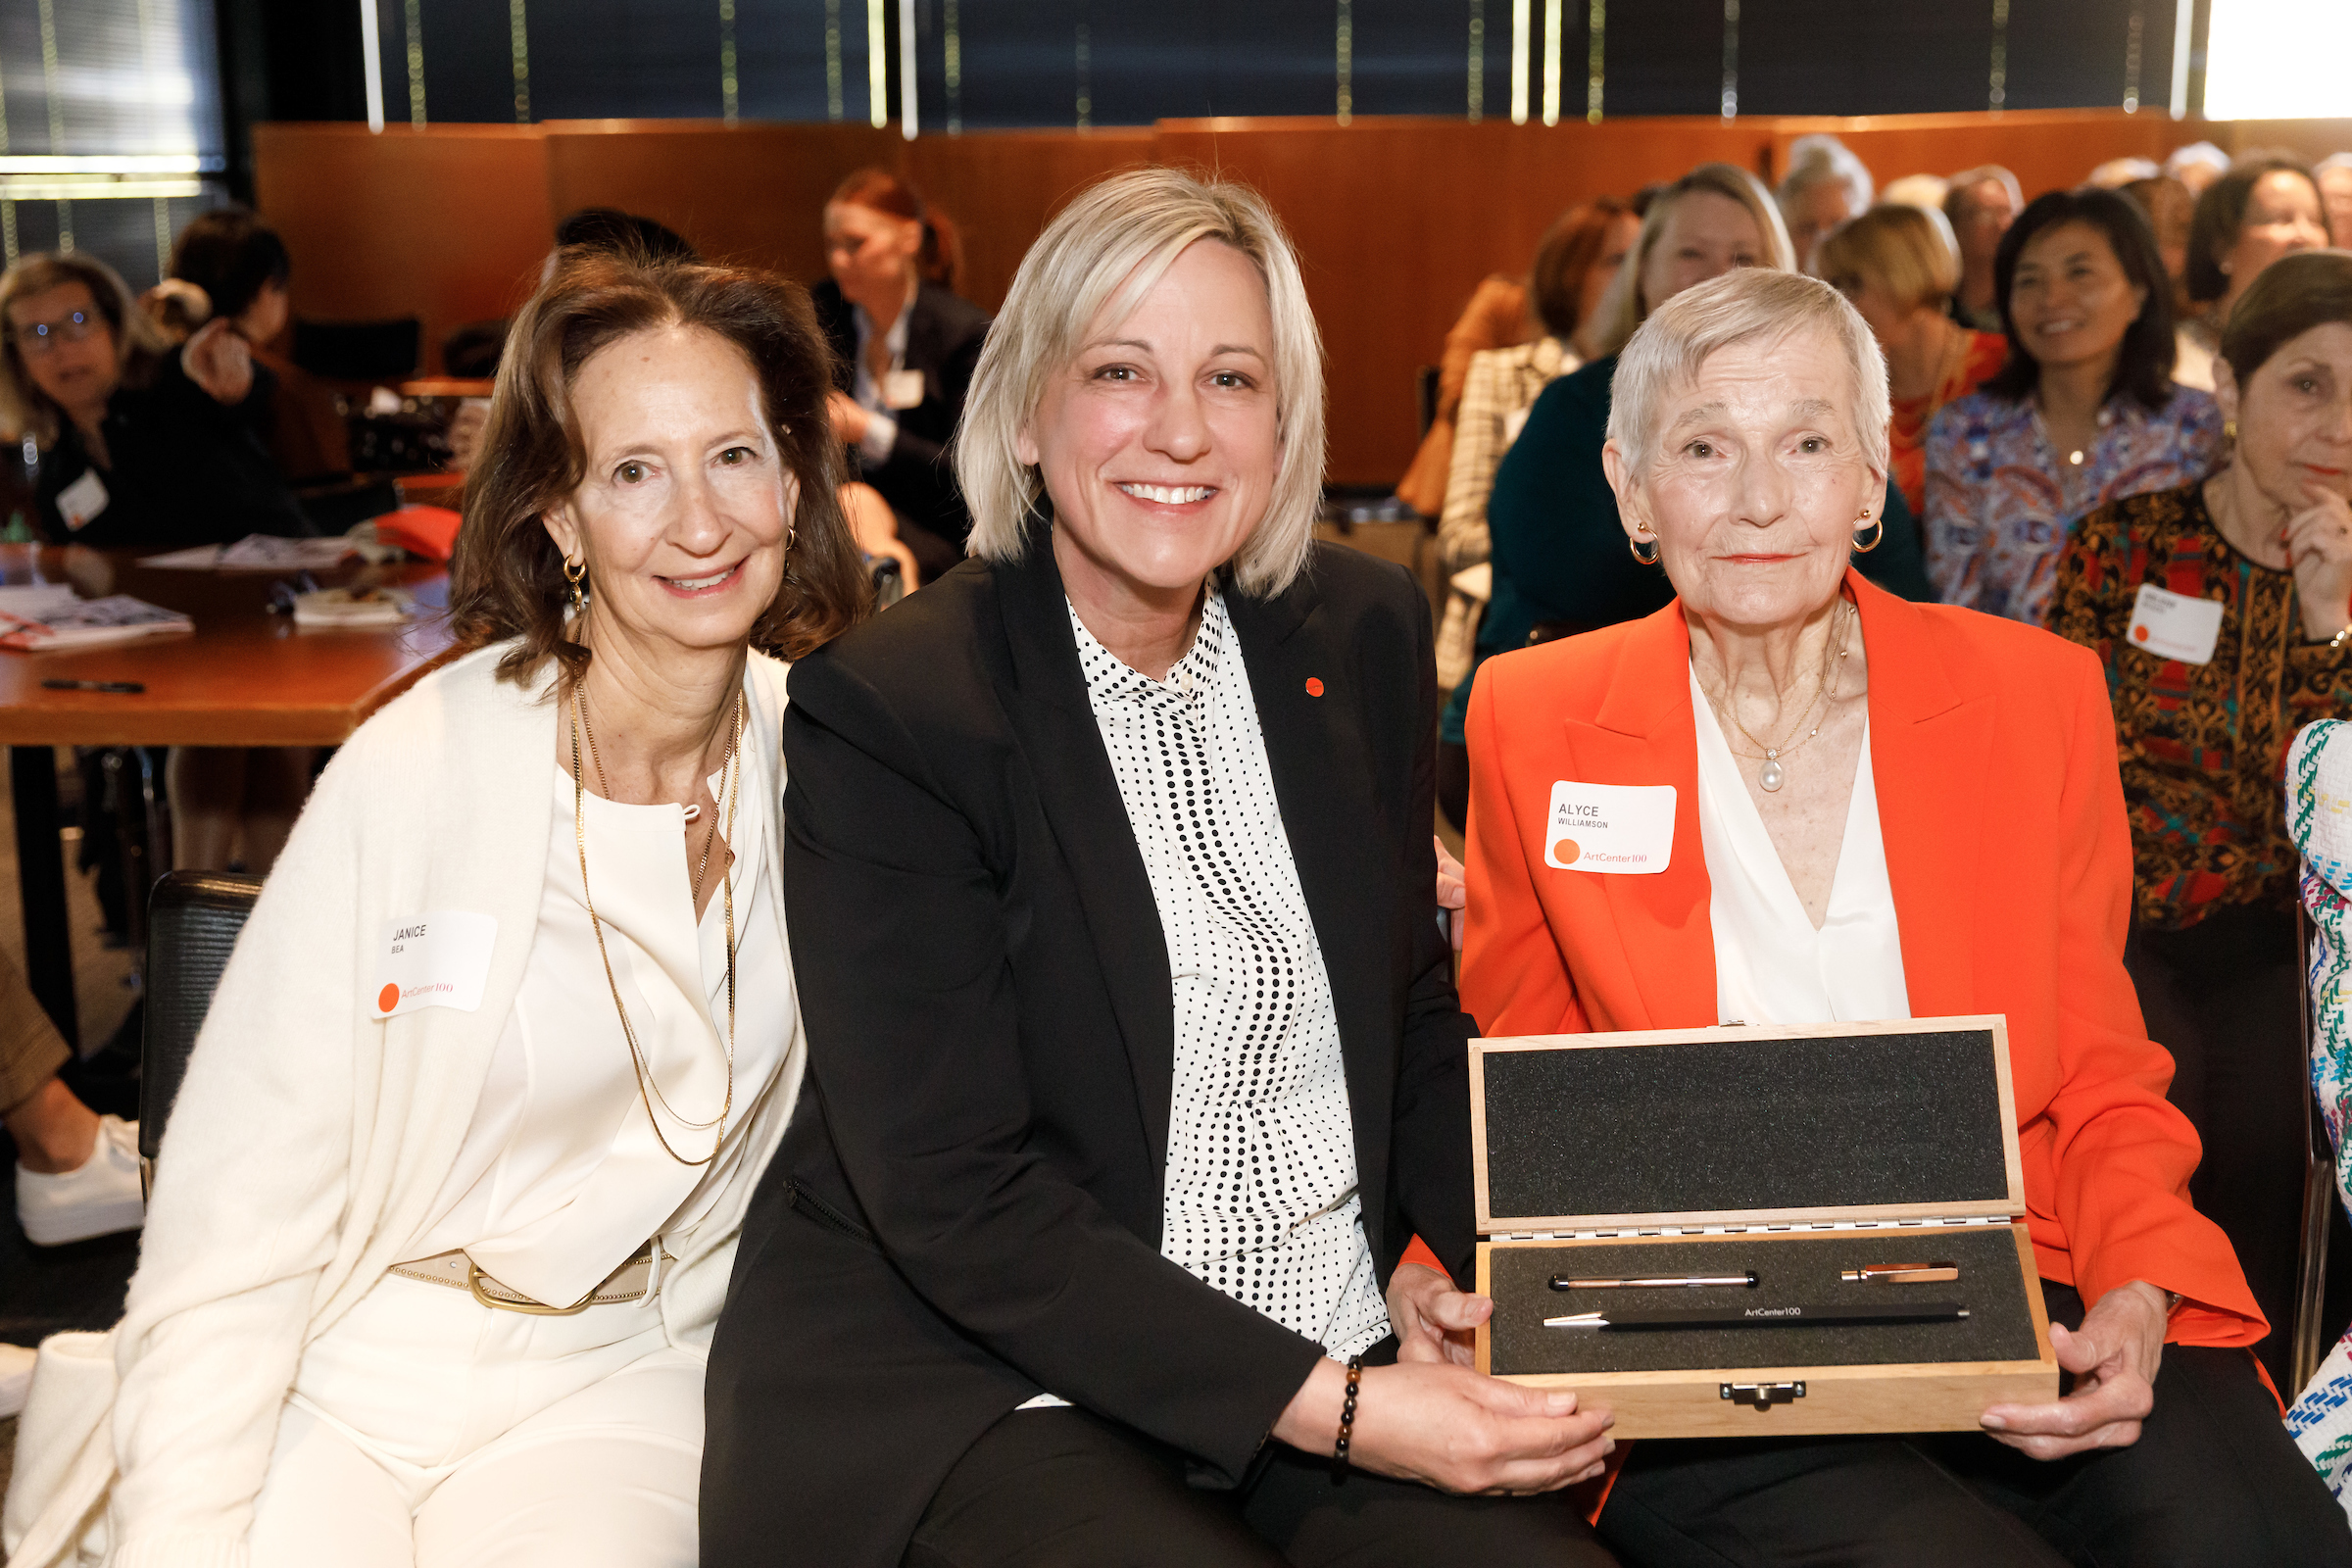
[2126,582,2225,665]
[371,911,497,1019]
[1543,782,1676,875]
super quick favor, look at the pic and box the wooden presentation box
[1470,1016,2059,1439]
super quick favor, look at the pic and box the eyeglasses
[10,311,101,358]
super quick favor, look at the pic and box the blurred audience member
[2321,153,2352,255]
[1437,198,1637,577]
[4,949,143,1250]
[2048,250,2352,1390]
[0,251,318,873]
[2122,173,2197,318]
[1777,132,1875,270]
[2179,157,2332,391]
[1396,249,1555,517]
[1879,172,1949,213]
[813,167,988,578]
[1925,188,2217,622]
[2167,140,2231,197]
[1944,164,2024,331]
[0,251,307,548]
[1818,204,2007,519]
[2088,156,2162,189]
[172,205,349,480]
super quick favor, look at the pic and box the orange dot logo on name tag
[1551,838,1581,864]
[1304,677,1325,697]
[377,983,400,1014]
[2133,625,2151,642]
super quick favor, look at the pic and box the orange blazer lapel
[1849,570,1988,1017]
[1565,601,1718,1031]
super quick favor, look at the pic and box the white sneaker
[17,1114,145,1246]
[0,1342,32,1419]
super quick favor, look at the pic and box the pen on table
[1549,1272,1759,1291]
[41,678,144,694]
[1545,1300,1970,1331]
[1840,1262,1960,1284]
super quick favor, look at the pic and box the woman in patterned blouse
[1925,187,2221,623]
[2050,250,2352,1393]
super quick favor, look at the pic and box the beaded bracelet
[1332,1354,1362,1479]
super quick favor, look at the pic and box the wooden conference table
[0,544,456,1042]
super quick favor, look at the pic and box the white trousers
[245,1269,701,1567]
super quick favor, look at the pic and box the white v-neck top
[1689,668,1911,1028]
[405,717,795,1309]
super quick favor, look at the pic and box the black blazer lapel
[1226,577,1401,1255]
[989,542,1179,1184]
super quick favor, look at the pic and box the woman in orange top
[1461,268,2344,1565]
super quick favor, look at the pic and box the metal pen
[1840,1262,1960,1284]
[1548,1271,1758,1291]
[1546,1300,1970,1331]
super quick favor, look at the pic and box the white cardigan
[2,641,803,1568]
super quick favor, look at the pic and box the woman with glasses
[0,250,309,549]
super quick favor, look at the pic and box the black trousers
[903,1403,1614,1568]
[1599,1283,2352,1568]
[2124,903,2308,1392]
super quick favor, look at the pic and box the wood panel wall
[252,108,2352,485]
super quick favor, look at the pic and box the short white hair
[1944,165,2025,220]
[1779,134,1875,221]
[1606,268,1891,483]
[2318,152,2352,176]
[2166,141,2230,179]
[2087,156,2161,189]
[955,167,1325,598]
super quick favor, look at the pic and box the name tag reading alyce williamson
[1543,781,1676,875]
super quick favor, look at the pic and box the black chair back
[292,317,421,382]
[139,871,263,1167]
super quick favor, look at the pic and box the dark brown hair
[830,167,963,294]
[2187,155,2325,305]
[170,206,292,322]
[1527,196,1634,340]
[449,251,869,689]
[2220,249,2352,389]
[1982,186,2179,412]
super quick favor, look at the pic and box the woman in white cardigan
[2,250,869,1568]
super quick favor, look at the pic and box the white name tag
[371,910,497,1019]
[1543,781,1676,875]
[58,469,108,532]
[2126,582,2225,665]
[881,368,926,411]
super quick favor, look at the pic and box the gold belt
[388,1241,667,1315]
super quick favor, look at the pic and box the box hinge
[1721,1380,1806,1410]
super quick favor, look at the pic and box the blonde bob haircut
[1607,268,1890,482]
[956,166,1325,597]
[1584,163,1795,360]
[1815,203,1962,314]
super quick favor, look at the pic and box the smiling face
[541,323,794,662]
[7,280,120,425]
[2220,172,2331,314]
[2216,320,2352,516]
[823,200,922,314]
[1606,328,1879,632]
[1641,191,1769,319]
[1018,237,1280,616]
[2008,220,2148,379]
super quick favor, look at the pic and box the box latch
[1720,1381,1806,1410]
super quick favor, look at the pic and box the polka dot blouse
[1073,591,1390,1359]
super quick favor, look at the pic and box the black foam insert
[1481,1028,2008,1221]
[1487,1232,2040,1376]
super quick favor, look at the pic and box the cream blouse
[404,716,796,1309]
[1689,669,1912,1028]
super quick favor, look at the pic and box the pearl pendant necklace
[1759,754,1788,793]
[1706,601,1855,794]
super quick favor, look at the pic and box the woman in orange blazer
[1460,269,2348,1567]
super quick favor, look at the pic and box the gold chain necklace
[1703,601,1855,793]
[578,690,731,906]
[568,685,742,1167]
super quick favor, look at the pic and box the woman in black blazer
[704,169,1619,1568]
[811,168,991,578]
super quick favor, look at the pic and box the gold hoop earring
[1851,515,1886,554]
[1629,534,1662,567]
[563,555,588,613]
[2224,418,2238,442]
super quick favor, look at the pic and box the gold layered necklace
[568,683,743,1167]
[1702,601,1855,793]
